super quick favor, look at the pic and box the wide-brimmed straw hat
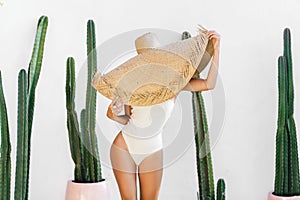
[92,25,213,106]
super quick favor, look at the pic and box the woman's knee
[140,187,160,200]
[121,193,137,200]
[112,168,137,200]
[138,168,163,200]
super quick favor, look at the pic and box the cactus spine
[66,20,102,183]
[182,31,226,200]
[274,28,300,196]
[0,15,48,200]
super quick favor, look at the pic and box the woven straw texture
[92,28,212,106]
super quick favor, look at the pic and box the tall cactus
[0,71,11,200]
[0,15,48,200]
[66,19,102,183]
[85,20,101,182]
[192,91,215,200]
[182,31,226,200]
[274,28,300,196]
[66,58,84,182]
[14,70,28,200]
[15,16,48,200]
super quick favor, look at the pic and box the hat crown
[157,32,209,70]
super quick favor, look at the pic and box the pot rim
[268,191,300,198]
[67,178,106,185]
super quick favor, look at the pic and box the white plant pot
[65,179,110,200]
[268,192,300,200]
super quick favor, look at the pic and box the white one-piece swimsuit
[121,99,175,166]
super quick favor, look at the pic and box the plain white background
[1,0,300,199]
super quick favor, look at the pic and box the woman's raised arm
[182,30,220,92]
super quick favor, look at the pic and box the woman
[107,30,220,200]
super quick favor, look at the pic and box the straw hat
[92,25,213,106]
[193,36,214,77]
[135,32,161,54]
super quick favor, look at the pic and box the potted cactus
[268,28,300,200]
[0,15,48,200]
[182,31,226,200]
[65,20,110,200]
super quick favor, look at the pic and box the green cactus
[182,31,226,200]
[0,15,48,200]
[85,19,101,182]
[274,28,300,196]
[66,58,84,182]
[14,70,28,200]
[216,179,225,200]
[17,16,48,200]
[182,31,191,40]
[66,19,102,183]
[0,71,11,200]
[192,90,215,200]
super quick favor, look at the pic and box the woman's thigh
[110,131,137,199]
[138,149,163,200]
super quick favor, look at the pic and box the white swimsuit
[121,99,175,165]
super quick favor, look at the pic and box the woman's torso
[122,98,175,138]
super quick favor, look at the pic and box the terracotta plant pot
[268,192,300,200]
[65,179,110,200]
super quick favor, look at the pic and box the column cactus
[66,19,102,183]
[0,71,11,200]
[273,28,300,196]
[0,15,48,200]
[182,31,226,200]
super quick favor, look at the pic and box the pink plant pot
[268,192,300,200]
[65,179,110,200]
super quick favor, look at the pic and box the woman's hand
[107,98,124,118]
[206,30,221,51]
[106,97,130,125]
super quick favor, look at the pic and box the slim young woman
[107,30,220,200]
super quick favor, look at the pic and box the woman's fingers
[110,98,116,106]
[206,31,220,40]
[205,30,220,51]
[206,31,213,38]
[112,108,120,115]
[112,108,122,115]
[109,102,115,110]
[110,98,124,116]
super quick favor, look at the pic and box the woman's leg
[110,131,138,200]
[138,149,163,200]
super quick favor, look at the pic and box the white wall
[1,0,300,199]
